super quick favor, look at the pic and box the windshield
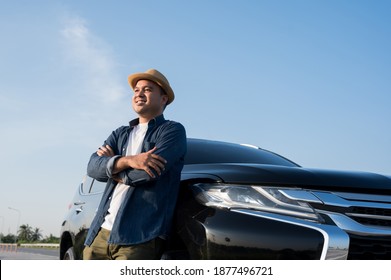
[185,139,299,167]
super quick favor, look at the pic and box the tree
[2,224,59,244]
[18,224,33,242]
[31,227,43,242]
[42,234,60,243]
[2,234,17,243]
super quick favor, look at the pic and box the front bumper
[179,207,349,260]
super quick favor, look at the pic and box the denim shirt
[84,115,187,246]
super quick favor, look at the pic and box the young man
[83,69,187,260]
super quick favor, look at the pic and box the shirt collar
[129,114,166,128]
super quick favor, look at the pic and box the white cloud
[56,13,134,147]
[60,15,127,104]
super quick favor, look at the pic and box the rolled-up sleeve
[87,126,128,182]
[105,155,122,178]
[87,152,112,182]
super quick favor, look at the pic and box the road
[0,247,59,260]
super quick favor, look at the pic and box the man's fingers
[146,147,158,154]
[151,154,167,164]
[142,157,166,176]
[105,145,114,154]
[97,146,106,155]
[144,147,167,164]
[149,161,164,175]
[97,145,115,157]
[144,167,156,178]
[151,158,166,169]
[127,148,167,177]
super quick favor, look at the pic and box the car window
[81,176,94,194]
[90,179,106,194]
[80,176,106,194]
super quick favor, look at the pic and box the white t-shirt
[101,123,149,230]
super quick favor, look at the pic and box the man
[83,69,187,260]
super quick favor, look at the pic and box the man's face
[132,79,168,122]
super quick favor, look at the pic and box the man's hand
[97,145,115,157]
[124,147,167,178]
[99,146,166,179]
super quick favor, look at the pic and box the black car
[60,138,391,260]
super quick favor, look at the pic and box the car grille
[309,191,391,260]
[348,234,391,260]
[348,206,391,227]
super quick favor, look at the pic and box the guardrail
[20,243,59,248]
[0,243,18,252]
[0,243,60,252]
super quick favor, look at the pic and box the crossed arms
[87,122,187,186]
[97,145,166,180]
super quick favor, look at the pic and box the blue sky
[0,0,390,237]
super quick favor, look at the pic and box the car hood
[182,163,391,193]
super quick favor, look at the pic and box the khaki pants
[83,228,164,260]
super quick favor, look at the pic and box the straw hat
[128,69,175,105]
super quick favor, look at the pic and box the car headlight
[192,183,324,222]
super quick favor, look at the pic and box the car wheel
[64,247,76,260]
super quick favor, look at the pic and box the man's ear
[161,94,169,107]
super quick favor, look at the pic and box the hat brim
[128,73,175,105]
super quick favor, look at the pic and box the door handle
[74,201,86,206]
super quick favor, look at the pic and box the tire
[63,247,76,260]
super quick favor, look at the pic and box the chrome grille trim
[281,190,391,228]
[346,213,391,221]
[312,191,391,209]
[332,192,391,203]
[318,211,391,236]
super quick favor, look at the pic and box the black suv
[60,138,391,260]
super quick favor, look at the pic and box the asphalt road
[0,247,59,260]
